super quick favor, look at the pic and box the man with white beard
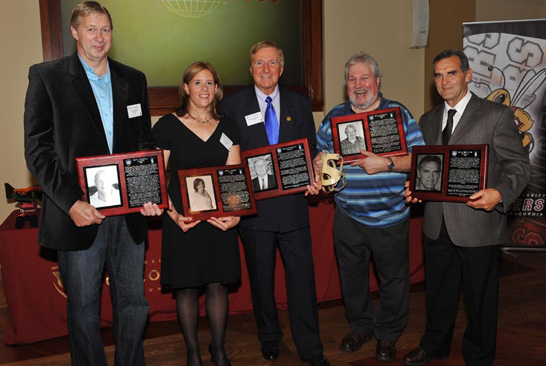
[314,52,424,362]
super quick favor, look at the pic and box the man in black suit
[23,2,161,365]
[402,49,530,366]
[222,40,328,366]
[251,157,277,192]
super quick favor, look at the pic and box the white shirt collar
[442,90,472,132]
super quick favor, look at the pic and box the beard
[349,89,378,111]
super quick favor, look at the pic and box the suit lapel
[425,106,444,145]
[449,94,480,145]
[110,61,128,153]
[278,88,294,143]
[67,54,109,152]
[246,88,272,146]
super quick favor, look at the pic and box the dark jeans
[333,207,409,341]
[57,216,149,366]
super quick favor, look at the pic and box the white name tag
[245,112,264,126]
[220,133,233,151]
[127,104,142,119]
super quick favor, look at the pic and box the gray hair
[344,52,382,81]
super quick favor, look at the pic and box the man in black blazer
[23,2,161,365]
[402,49,531,366]
[222,41,328,366]
[251,157,277,191]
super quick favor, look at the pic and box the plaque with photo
[409,145,489,202]
[240,139,314,200]
[178,164,257,220]
[331,107,408,163]
[76,150,168,216]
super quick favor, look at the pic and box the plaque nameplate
[240,139,314,200]
[178,164,257,220]
[331,107,408,163]
[76,150,168,216]
[409,145,489,202]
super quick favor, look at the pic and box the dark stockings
[176,282,229,366]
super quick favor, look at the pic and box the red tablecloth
[0,199,424,345]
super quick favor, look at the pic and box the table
[0,199,425,345]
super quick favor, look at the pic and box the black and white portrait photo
[85,165,122,208]
[248,154,277,192]
[338,121,366,155]
[415,154,443,192]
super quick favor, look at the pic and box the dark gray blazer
[419,93,530,247]
[24,53,154,251]
[222,86,317,232]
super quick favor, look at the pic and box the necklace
[187,112,213,124]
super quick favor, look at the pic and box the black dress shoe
[340,332,373,352]
[401,347,434,366]
[305,355,330,366]
[375,339,396,362]
[261,340,279,361]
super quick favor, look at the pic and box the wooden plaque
[178,164,257,220]
[331,107,408,163]
[409,145,489,202]
[240,139,314,200]
[76,150,168,216]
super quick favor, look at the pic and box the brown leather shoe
[401,347,434,366]
[375,339,396,362]
[340,332,372,353]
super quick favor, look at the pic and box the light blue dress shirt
[78,55,114,153]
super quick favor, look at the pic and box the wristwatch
[386,157,394,171]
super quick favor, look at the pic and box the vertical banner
[463,19,546,248]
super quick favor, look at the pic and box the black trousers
[419,222,498,366]
[333,207,409,341]
[239,226,323,360]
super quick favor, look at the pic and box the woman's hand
[207,216,240,231]
[166,198,200,231]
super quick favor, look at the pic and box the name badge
[220,133,233,151]
[245,112,264,126]
[127,104,142,119]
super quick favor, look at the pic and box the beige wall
[425,0,476,111]
[322,0,425,122]
[0,1,43,222]
[476,0,546,20]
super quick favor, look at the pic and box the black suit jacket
[252,174,277,192]
[222,86,317,232]
[24,53,154,250]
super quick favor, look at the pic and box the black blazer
[24,53,154,250]
[252,174,277,192]
[222,86,317,232]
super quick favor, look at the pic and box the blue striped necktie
[265,96,279,145]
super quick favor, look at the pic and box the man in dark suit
[402,49,530,366]
[222,40,328,366]
[23,2,161,365]
[251,157,277,191]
